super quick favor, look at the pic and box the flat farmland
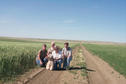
[0,37,78,82]
[83,43,126,77]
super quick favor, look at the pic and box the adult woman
[52,46,62,70]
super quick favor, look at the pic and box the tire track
[81,45,126,84]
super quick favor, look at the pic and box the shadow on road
[69,66,95,72]
[52,67,95,72]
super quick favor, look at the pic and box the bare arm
[68,49,72,57]
[37,50,41,59]
[45,52,48,59]
[37,50,43,64]
[62,49,64,56]
[62,48,68,58]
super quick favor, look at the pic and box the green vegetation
[69,47,87,79]
[83,43,126,77]
[69,70,77,75]
[0,37,78,82]
[77,49,87,77]
[0,37,42,43]
[0,41,45,82]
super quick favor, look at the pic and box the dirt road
[18,45,126,84]
[81,45,126,84]
[27,69,63,84]
[25,46,88,84]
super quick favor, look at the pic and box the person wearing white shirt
[52,46,62,70]
[62,42,72,70]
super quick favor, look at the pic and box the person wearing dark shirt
[36,44,48,67]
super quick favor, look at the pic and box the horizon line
[0,35,126,44]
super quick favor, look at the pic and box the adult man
[36,44,48,67]
[62,42,72,70]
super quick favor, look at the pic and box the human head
[51,41,55,48]
[64,42,69,48]
[54,46,59,53]
[42,44,47,50]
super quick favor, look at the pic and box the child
[46,51,54,70]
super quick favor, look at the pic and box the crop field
[83,43,126,77]
[1,37,126,84]
[0,37,77,82]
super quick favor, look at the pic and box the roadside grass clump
[69,47,87,79]
[76,62,87,77]
[69,70,77,75]
[83,43,126,77]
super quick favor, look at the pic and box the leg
[50,61,54,70]
[58,60,62,69]
[54,61,57,70]
[67,56,72,67]
[36,59,42,66]
[63,57,67,69]
[43,58,48,65]
[46,61,50,70]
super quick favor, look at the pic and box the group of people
[36,42,72,70]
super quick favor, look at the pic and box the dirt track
[25,46,87,84]
[27,69,63,84]
[20,45,126,84]
[81,45,126,84]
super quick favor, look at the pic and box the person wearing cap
[62,42,72,70]
[52,46,62,70]
[36,44,48,67]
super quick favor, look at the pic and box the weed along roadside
[60,46,88,84]
[70,47,87,78]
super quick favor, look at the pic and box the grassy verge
[69,46,87,79]
[83,43,126,77]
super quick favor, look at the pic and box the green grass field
[83,43,126,77]
[0,37,78,82]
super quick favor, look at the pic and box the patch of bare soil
[27,69,63,84]
[5,67,44,84]
[60,70,87,84]
[81,45,126,84]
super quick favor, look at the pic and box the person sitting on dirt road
[46,51,54,70]
[52,46,62,70]
[46,42,56,70]
[46,41,57,70]
[36,44,48,67]
[62,42,72,70]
